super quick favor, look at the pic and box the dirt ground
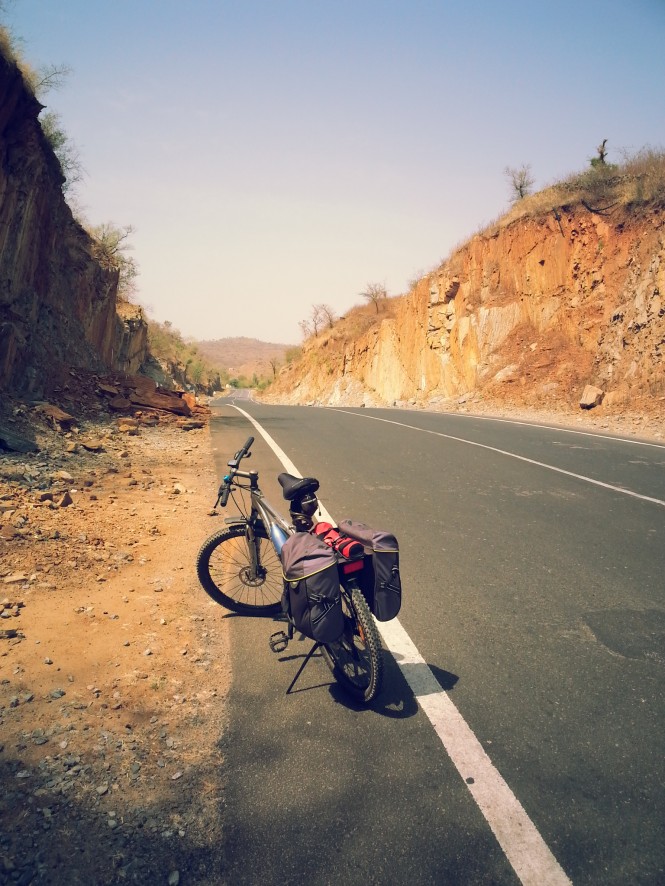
[1,384,230,885]
[1,383,663,885]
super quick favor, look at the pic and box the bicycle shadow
[275,640,458,720]
[224,611,459,719]
[220,611,282,619]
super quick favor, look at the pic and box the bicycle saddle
[278,473,320,501]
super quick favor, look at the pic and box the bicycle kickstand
[285,642,322,695]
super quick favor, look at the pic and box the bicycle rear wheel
[321,586,383,703]
[196,523,283,614]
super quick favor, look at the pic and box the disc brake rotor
[239,566,266,587]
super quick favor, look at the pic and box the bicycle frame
[223,469,293,580]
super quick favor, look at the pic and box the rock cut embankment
[0,48,148,398]
[266,205,664,420]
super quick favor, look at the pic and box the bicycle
[196,436,383,703]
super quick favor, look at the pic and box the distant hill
[193,336,292,377]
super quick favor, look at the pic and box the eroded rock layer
[0,50,148,397]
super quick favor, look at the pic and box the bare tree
[268,356,280,378]
[299,319,312,339]
[310,304,324,336]
[504,164,534,202]
[30,63,72,99]
[360,282,387,313]
[317,304,336,329]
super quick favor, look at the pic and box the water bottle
[270,524,289,556]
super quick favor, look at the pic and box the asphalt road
[204,399,665,886]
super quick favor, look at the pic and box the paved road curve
[205,400,665,885]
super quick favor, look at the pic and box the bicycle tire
[196,523,283,614]
[321,586,383,703]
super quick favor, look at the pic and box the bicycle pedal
[269,631,289,653]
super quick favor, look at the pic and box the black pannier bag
[280,533,344,643]
[338,519,401,621]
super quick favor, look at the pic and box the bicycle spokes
[202,528,283,610]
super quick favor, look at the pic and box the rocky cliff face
[267,204,664,412]
[0,49,148,398]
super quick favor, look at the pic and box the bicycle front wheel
[321,586,383,703]
[196,524,283,614]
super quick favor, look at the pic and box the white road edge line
[335,409,665,508]
[231,404,572,886]
[416,410,665,450]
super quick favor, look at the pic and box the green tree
[590,139,608,168]
[22,58,84,194]
[40,110,83,193]
[89,223,139,299]
[189,360,205,385]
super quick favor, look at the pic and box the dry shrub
[619,147,665,205]
[548,149,665,213]
[0,26,15,63]
[0,25,40,93]
[469,149,665,247]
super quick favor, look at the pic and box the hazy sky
[6,0,665,344]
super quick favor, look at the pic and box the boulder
[97,383,119,396]
[109,396,132,411]
[129,389,191,416]
[580,384,605,409]
[125,374,157,395]
[34,404,77,429]
[0,423,38,453]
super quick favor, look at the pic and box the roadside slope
[0,405,231,884]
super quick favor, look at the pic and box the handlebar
[215,436,255,508]
[228,436,254,468]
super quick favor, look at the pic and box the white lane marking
[232,405,302,476]
[335,409,665,508]
[379,618,571,886]
[420,410,665,450]
[229,404,572,886]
